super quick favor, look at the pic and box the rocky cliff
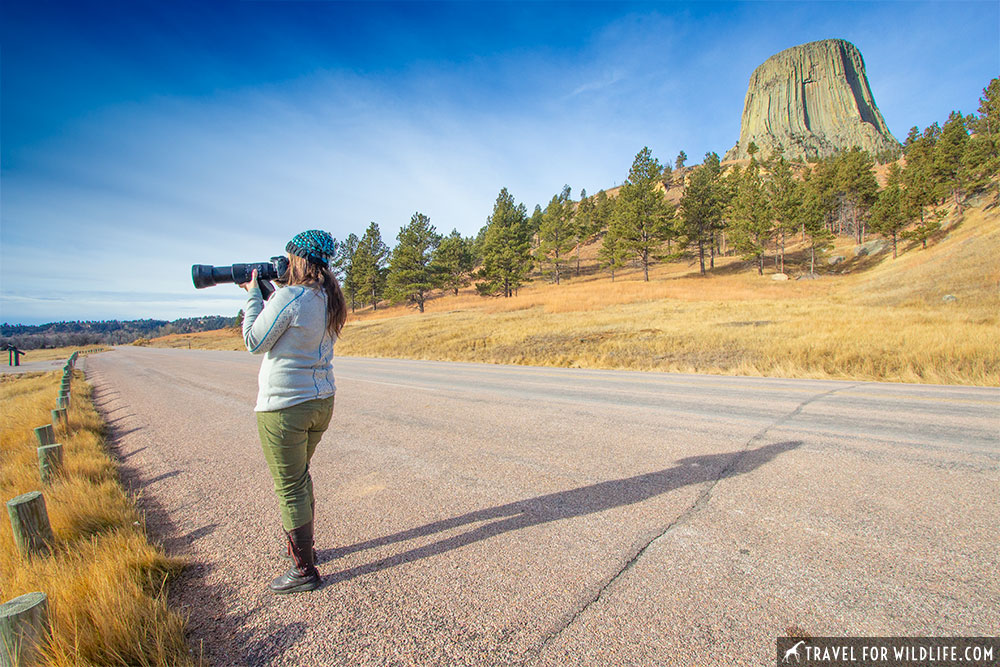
[724,39,900,162]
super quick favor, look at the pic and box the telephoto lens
[191,256,289,289]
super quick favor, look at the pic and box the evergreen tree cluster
[332,217,477,312]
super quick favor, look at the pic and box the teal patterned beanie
[286,230,337,267]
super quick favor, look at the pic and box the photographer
[239,230,346,594]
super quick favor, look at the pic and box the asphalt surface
[85,347,999,666]
[0,359,66,374]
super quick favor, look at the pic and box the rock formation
[725,39,900,162]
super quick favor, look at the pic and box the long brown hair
[284,253,347,338]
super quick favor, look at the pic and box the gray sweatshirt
[243,283,336,412]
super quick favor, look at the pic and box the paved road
[0,359,67,374]
[86,347,999,666]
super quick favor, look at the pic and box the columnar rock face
[724,39,900,162]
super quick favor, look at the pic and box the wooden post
[6,492,53,558]
[0,592,49,667]
[32,426,53,447]
[57,396,68,409]
[57,409,68,430]
[37,445,63,484]
[50,410,61,433]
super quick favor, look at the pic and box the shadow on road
[321,440,802,585]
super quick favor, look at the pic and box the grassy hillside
[148,196,999,386]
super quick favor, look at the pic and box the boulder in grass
[771,273,789,281]
[854,239,888,257]
[828,255,846,266]
[942,294,958,303]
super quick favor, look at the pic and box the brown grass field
[150,196,999,386]
[0,364,193,666]
[2,346,109,365]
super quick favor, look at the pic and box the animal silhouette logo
[783,640,807,663]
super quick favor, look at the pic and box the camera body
[192,256,289,299]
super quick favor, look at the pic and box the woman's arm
[241,275,304,354]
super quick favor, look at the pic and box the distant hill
[1,315,237,349]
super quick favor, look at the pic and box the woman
[239,230,346,594]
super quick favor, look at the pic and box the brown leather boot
[269,521,320,594]
[281,541,317,563]
[280,499,318,562]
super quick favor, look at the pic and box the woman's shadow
[319,440,801,584]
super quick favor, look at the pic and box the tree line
[1,316,237,349]
[322,77,1000,311]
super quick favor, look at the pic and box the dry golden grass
[141,328,244,351]
[0,369,193,666]
[150,197,999,386]
[3,346,109,365]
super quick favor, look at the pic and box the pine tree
[528,204,545,247]
[598,217,625,280]
[337,233,360,312]
[974,78,999,139]
[537,186,575,285]
[835,147,879,243]
[765,151,800,274]
[387,213,442,313]
[675,150,687,170]
[571,189,594,278]
[592,190,613,237]
[961,133,998,195]
[902,128,938,235]
[901,208,943,250]
[477,187,532,297]
[353,223,389,310]
[716,164,742,261]
[573,189,595,276]
[729,157,772,275]
[612,147,673,281]
[966,78,1000,199]
[934,111,970,211]
[679,152,722,275]
[798,173,835,274]
[808,156,840,236]
[870,164,911,258]
[432,229,476,296]
[660,163,674,190]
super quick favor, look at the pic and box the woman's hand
[238,269,259,292]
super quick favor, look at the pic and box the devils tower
[724,39,900,162]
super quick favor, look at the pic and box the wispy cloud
[570,70,625,97]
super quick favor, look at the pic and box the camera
[192,256,289,299]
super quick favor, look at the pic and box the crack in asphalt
[526,382,862,664]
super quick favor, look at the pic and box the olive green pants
[256,396,335,531]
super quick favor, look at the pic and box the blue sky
[2,0,997,325]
